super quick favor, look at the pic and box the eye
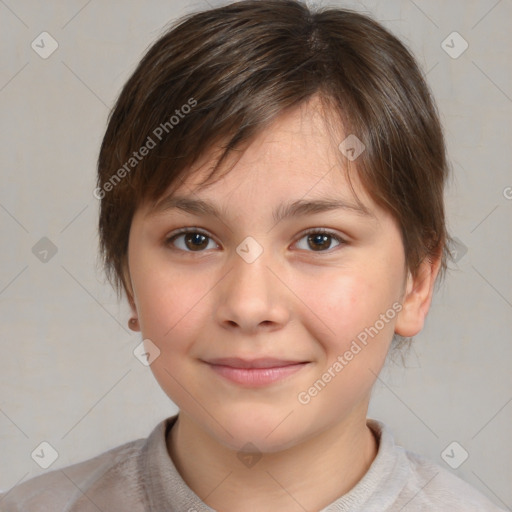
[165,227,346,253]
[165,228,218,252]
[294,229,345,252]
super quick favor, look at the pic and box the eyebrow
[149,195,374,223]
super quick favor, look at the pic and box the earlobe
[394,255,441,338]
[127,293,141,332]
[128,317,140,331]
[122,261,140,332]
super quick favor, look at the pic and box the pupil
[309,234,330,251]
[186,233,208,250]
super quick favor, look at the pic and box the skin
[125,95,441,511]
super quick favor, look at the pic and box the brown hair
[96,0,453,312]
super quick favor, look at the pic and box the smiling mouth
[202,358,311,387]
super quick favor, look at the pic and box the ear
[122,261,140,332]
[394,254,441,338]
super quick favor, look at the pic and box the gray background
[0,0,511,508]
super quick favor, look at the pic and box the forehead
[148,97,375,215]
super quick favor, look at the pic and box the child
[1,0,506,510]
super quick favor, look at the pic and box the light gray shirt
[0,415,506,511]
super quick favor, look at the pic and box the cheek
[132,267,210,406]
[294,273,396,413]
[133,259,218,365]
[296,270,392,343]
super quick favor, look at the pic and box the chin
[220,427,302,454]
[206,406,310,454]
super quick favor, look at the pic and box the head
[96,0,452,450]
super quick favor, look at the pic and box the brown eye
[307,233,332,251]
[166,229,218,252]
[295,229,345,252]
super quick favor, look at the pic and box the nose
[214,245,291,334]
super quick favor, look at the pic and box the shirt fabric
[0,414,506,511]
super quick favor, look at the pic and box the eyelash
[164,227,346,254]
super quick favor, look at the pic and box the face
[126,97,411,453]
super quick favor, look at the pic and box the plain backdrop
[0,0,511,509]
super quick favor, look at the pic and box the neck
[166,407,378,512]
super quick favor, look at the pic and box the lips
[203,357,310,387]
[204,357,308,369]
